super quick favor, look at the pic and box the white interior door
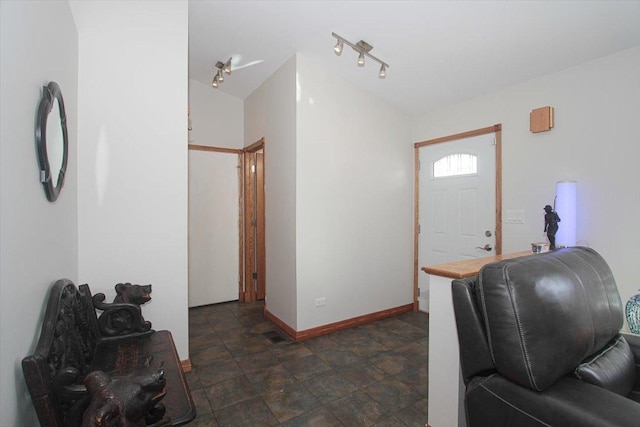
[188,150,239,307]
[418,133,496,311]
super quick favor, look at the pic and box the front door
[417,131,497,311]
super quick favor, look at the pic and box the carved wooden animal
[114,283,152,305]
[82,369,167,427]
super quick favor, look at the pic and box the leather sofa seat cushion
[478,247,623,391]
[574,335,635,397]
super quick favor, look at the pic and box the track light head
[334,39,343,56]
[379,64,386,79]
[223,58,232,75]
[217,69,224,83]
[211,76,219,88]
[357,50,365,67]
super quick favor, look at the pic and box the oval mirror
[35,81,68,202]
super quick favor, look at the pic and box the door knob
[476,244,493,251]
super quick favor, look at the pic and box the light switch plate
[505,210,525,224]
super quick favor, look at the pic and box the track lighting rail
[332,32,389,78]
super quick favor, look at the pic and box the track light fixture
[211,57,232,89]
[331,32,389,79]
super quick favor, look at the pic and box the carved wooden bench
[22,279,195,426]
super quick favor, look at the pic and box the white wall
[244,55,413,331]
[0,1,78,424]
[412,47,640,328]
[244,56,298,328]
[72,1,190,357]
[188,78,244,148]
[295,55,413,330]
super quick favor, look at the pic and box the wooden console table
[422,252,531,427]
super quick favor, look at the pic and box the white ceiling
[189,1,640,115]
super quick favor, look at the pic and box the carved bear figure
[82,369,167,427]
[103,283,153,334]
[114,283,152,305]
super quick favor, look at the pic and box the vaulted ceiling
[189,1,640,115]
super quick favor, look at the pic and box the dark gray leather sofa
[452,247,640,426]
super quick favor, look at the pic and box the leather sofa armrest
[622,333,640,391]
[465,374,640,427]
[452,277,495,384]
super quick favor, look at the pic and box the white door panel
[418,133,496,311]
[188,150,239,307]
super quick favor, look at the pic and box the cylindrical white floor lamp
[555,181,577,247]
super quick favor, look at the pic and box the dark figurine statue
[112,283,152,328]
[114,283,152,305]
[82,369,168,427]
[543,204,561,250]
[92,283,153,337]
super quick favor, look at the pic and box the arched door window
[433,153,477,178]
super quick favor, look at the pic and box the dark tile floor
[186,301,429,427]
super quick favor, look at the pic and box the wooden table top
[421,251,533,279]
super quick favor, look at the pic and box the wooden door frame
[240,138,266,302]
[255,151,266,300]
[413,124,502,310]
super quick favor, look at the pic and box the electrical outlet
[314,297,326,307]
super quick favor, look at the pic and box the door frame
[241,138,266,302]
[413,124,502,310]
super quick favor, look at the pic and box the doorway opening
[241,138,266,302]
[413,125,502,311]
[187,144,242,307]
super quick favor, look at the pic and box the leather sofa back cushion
[574,335,635,397]
[478,247,623,391]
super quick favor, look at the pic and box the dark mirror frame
[35,81,68,202]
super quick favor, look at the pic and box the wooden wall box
[530,106,554,133]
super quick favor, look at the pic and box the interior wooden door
[242,139,266,302]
